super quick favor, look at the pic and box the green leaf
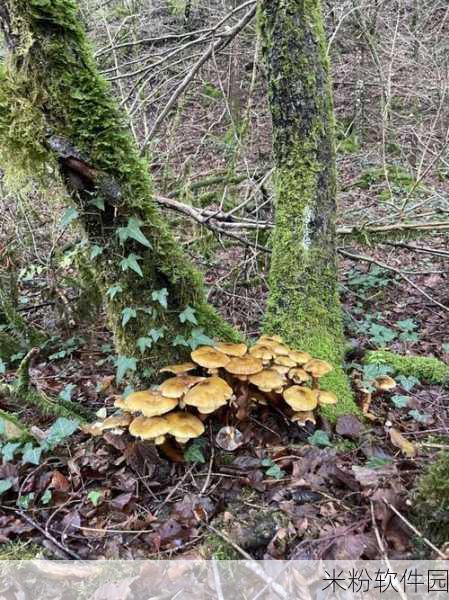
[0,479,13,495]
[184,438,207,464]
[391,394,410,409]
[136,337,152,354]
[188,328,214,350]
[90,245,104,260]
[308,430,332,447]
[60,207,79,229]
[365,457,393,470]
[22,443,43,465]
[0,359,6,375]
[149,328,165,342]
[44,418,79,449]
[121,307,137,327]
[442,343,449,353]
[152,288,168,309]
[179,306,198,325]
[399,331,419,343]
[408,409,431,424]
[361,363,393,384]
[120,254,143,277]
[88,490,103,506]
[88,197,105,211]
[369,323,397,346]
[397,375,420,392]
[106,284,123,300]
[397,319,418,332]
[173,335,189,347]
[17,492,34,510]
[116,355,137,383]
[265,464,286,480]
[58,384,76,403]
[117,217,152,248]
[41,489,53,505]
[1,442,22,462]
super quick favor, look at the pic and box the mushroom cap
[129,416,171,440]
[159,362,197,375]
[374,375,397,391]
[102,414,133,429]
[124,390,178,417]
[113,397,128,410]
[259,334,284,344]
[291,410,316,426]
[317,390,337,405]
[288,351,312,365]
[271,364,290,376]
[288,368,311,384]
[256,338,289,356]
[274,355,297,368]
[214,342,248,357]
[249,344,276,361]
[159,375,205,399]
[183,376,233,414]
[248,369,285,392]
[191,346,230,369]
[224,355,264,376]
[304,359,333,378]
[166,411,205,443]
[283,386,318,411]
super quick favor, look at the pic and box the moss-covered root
[414,452,449,550]
[258,0,357,417]
[365,350,449,386]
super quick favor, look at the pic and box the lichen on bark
[0,0,238,379]
[259,0,356,416]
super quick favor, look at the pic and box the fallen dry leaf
[389,428,416,457]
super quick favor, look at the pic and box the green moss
[259,0,357,417]
[414,452,449,548]
[365,350,449,386]
[0,0,238,378]
[0,541,44,560]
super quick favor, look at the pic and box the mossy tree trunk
[0,0,237,379]
[259,0,356,414]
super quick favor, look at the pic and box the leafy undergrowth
[0,358,448,560]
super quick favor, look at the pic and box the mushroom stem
[311,376,320,390]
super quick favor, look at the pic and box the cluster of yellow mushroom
[87,335,338,446]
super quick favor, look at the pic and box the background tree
[259,0,354,411]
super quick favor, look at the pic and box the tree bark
[0,0,237,379]
[259,0,356,414]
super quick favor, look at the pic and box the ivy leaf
[41,489,53,505]
[397,319,418,332]
[136,337,152,354]
[184,438,207,464]
[120,254,143,277]
[188,328,214,350]
[399,331,419,343]
[44,418,79,449]
[106,284,123,300]
[60,207,79,229]
[58,384,76,403]
[0,479,13,495]
[17,492,34,510]
[21,443,43,466]
[88,197,105,211]
[88,490,103,506]
[369,323,397,346]
[0,359,6,375]
[152,288,168,309]
[173,335,189,347]
[179,306,198,325]
[265,464,286,480]
[391,394,410,409]
[121,307,137,327]
[117,217,152,248]
[308,430,332,447]
[1,442,22,462]
[397,375,420,392]
[443,343,449,353]
[149,328,165,343]
[90,245,104,260]
[408,409,431,424]
[116,355,137,383]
